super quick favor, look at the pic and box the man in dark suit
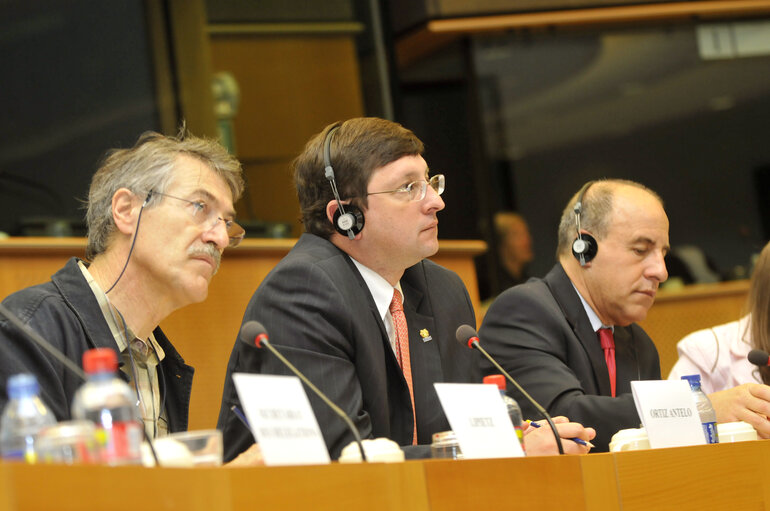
[479,180,668,451]
[218,118,593,460]
[479,179,770,451]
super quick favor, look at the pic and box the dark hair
[293,117,424,238]
[746,241,770,384]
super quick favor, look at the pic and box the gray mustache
[188,244,221,274]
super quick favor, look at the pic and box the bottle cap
[483,374,506,390]
[7,373,39,400]
[82,348,119,374]
[681,374,702,389]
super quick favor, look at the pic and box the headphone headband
[323,125,340,182]
[572,180,598,266]
[321,123,364,239]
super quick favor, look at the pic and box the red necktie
[389,289,417,445]
[598,328,616,398]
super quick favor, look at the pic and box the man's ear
[325,199,339,224]
[112,188,142,235]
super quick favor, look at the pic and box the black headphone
[323,125,364,239]
[572,181,599,266]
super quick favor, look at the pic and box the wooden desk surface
[3,441,770,510]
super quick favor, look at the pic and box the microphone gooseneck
[455,324,565,455]
[0,302,87,381]
[239,321,368,462]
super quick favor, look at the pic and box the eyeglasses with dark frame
[366,174,445,202]
[148,190,245,247]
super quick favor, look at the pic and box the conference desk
[1,440,768,510]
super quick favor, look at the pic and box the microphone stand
[471,340,565,455]
[259,337,368,462]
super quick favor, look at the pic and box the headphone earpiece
[323,124,365,240]
[572,232,598,266]
[333,204,365,237]
[572,181,598,267]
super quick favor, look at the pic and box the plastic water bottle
[682,374,719,444]
[0,374,57,462]
[71,348,143,465]
[483,374,525,450]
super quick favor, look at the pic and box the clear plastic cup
[151,429,223,467]
[36,421,101,464]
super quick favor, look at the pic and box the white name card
[631,380,705,448]
[434,383,525,459]
[232,373,331,466]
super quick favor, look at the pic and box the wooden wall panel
[639,280,749,378]
[209,34,364,234]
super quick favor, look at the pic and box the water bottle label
[95,421,143,463]
[702,421,719,444]
[1,449,25,461]
[514,425,525,453]
[1,446,38,463]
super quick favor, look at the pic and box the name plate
[233,373,331,466]
[434,383,524,459]
[631,380,705,448]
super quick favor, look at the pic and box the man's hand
[225,443,264,467]
[522,415,596,456]
[709,383,770,438]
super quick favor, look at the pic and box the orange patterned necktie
[389,289,417,445]
[598,328,616,398]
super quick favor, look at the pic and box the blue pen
[230,404,251,429]
[526,420,593,448]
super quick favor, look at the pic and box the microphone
[748,349,770,367]
[455,324,565,455]
[239,321,368,462]
[0,302,160,465]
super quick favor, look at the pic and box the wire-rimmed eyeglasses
[366,174,445,202]
[148,191,245,247]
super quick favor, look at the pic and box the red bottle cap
[82,348,118,374]
[483,374,506,390]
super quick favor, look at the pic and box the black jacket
[218,234,481,460]
[479,263,661,451]
[0,258,193,432]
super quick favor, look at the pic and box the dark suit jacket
[0,258,193,432]
[217,233,480,460]
[478,263,660,451]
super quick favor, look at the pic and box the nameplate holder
[233,373,331,466]
[434,383,525,459]
[631,380,706,448]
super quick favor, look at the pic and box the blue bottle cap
[7,373,39,400]
[681,374,702,388]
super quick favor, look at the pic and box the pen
[230,404,251,429]
[526,420,594,448]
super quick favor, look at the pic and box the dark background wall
[0,0,160,236]
[2,0,769,291]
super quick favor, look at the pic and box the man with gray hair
[0,130,244,439]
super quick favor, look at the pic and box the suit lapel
[544,264,612,396]
[343,254,394,357]
[613,326,638,395]
[401,281,442,397]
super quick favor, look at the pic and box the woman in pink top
[669,241,770,393]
